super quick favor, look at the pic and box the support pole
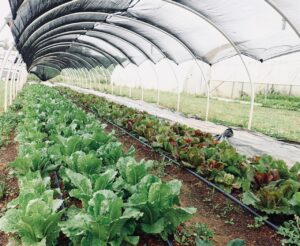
[0,45,14,86]
[206,66,212,121]
[68,70,77,86]
[5,53,18,112]
[73,70,80,87]
[97,67,104,91]
[63,69,68,84]
[86,69,93,90]
[79,69,86,88]
[65,69,70,84]
[14,64,21,97]
[166,59,181,112]
[193,59,211,121]
[10,56,22,104]
[16,63,25,93]
[101,67,112,93]
[135,66,144,101]
[150,62,160,105]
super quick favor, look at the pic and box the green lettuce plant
[59,191,142,246]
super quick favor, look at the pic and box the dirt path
[0,139,19,246]
[105,124,282,246]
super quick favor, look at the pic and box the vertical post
[231,82,235,99]
[5,53,18,112]
[129,86,132,98]
[289,85,293,96]
[71,70,77,86]
[81,69,86,88]
[264,84,269,103]
[97,67,103,91]
[16,64,24,93]
[73,69,79,86]
[0,45,14,86]
[135,66,144,101]
[241,82,244,97]
[64,69,69,84]
[150,62,160,105]
[14,65,20,98]
[11,57,21,101]
[16,66,21,93]
[194,59,211,121]
[65,69,70,84]
[166,59,181,112]
[19,69,27,90]
[91,68,96,90]
[206,65,212,121]
[84,69,89,89]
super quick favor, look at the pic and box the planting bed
[105,123,282,245]
[54,85,300,245]
[0,136,19,246]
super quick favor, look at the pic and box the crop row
[0,85,196,245]
[55,86,300,217]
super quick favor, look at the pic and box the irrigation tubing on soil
[98,115,280,232]
[53,171,67,220]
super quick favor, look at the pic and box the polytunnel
[0,1,300,245]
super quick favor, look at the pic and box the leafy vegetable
[0,173,63,246]
[60,191,142,245]
[127,176,196,240]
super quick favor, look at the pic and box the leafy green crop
[127,175,196,240]
[0,172,63,246]
[243,179,300,214]
[0,85,196,245]
[56,86,300,216]
[60,191,141,246]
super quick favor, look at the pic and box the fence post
[231,82,235,99]
[289,85,293,96]
[241,82,244,97]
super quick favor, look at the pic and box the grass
[61,82,300,142]
[241,92,300,112]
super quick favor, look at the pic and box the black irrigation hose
[101,117,280,232]
[52,170,67,220]
[166,239,173,246]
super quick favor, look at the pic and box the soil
[105,123,283,246]
[0,138,19,246]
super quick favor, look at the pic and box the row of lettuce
[55,86,300,217]
[0,85,197,246]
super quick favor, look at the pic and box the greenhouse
[0,0,300,245]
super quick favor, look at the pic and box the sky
[0,0,13,43]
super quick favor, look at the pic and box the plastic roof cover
[8,0,300,80]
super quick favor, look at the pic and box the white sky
[0,0,13,43]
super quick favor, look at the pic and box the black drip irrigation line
[52,170,67,220]
[166,239,173,246]
[100,116,280,232]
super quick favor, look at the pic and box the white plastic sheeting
[7,0,300,76]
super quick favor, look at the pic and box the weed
[247,216,268,229]
[278,216,300,245]
[225,218,235,225]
